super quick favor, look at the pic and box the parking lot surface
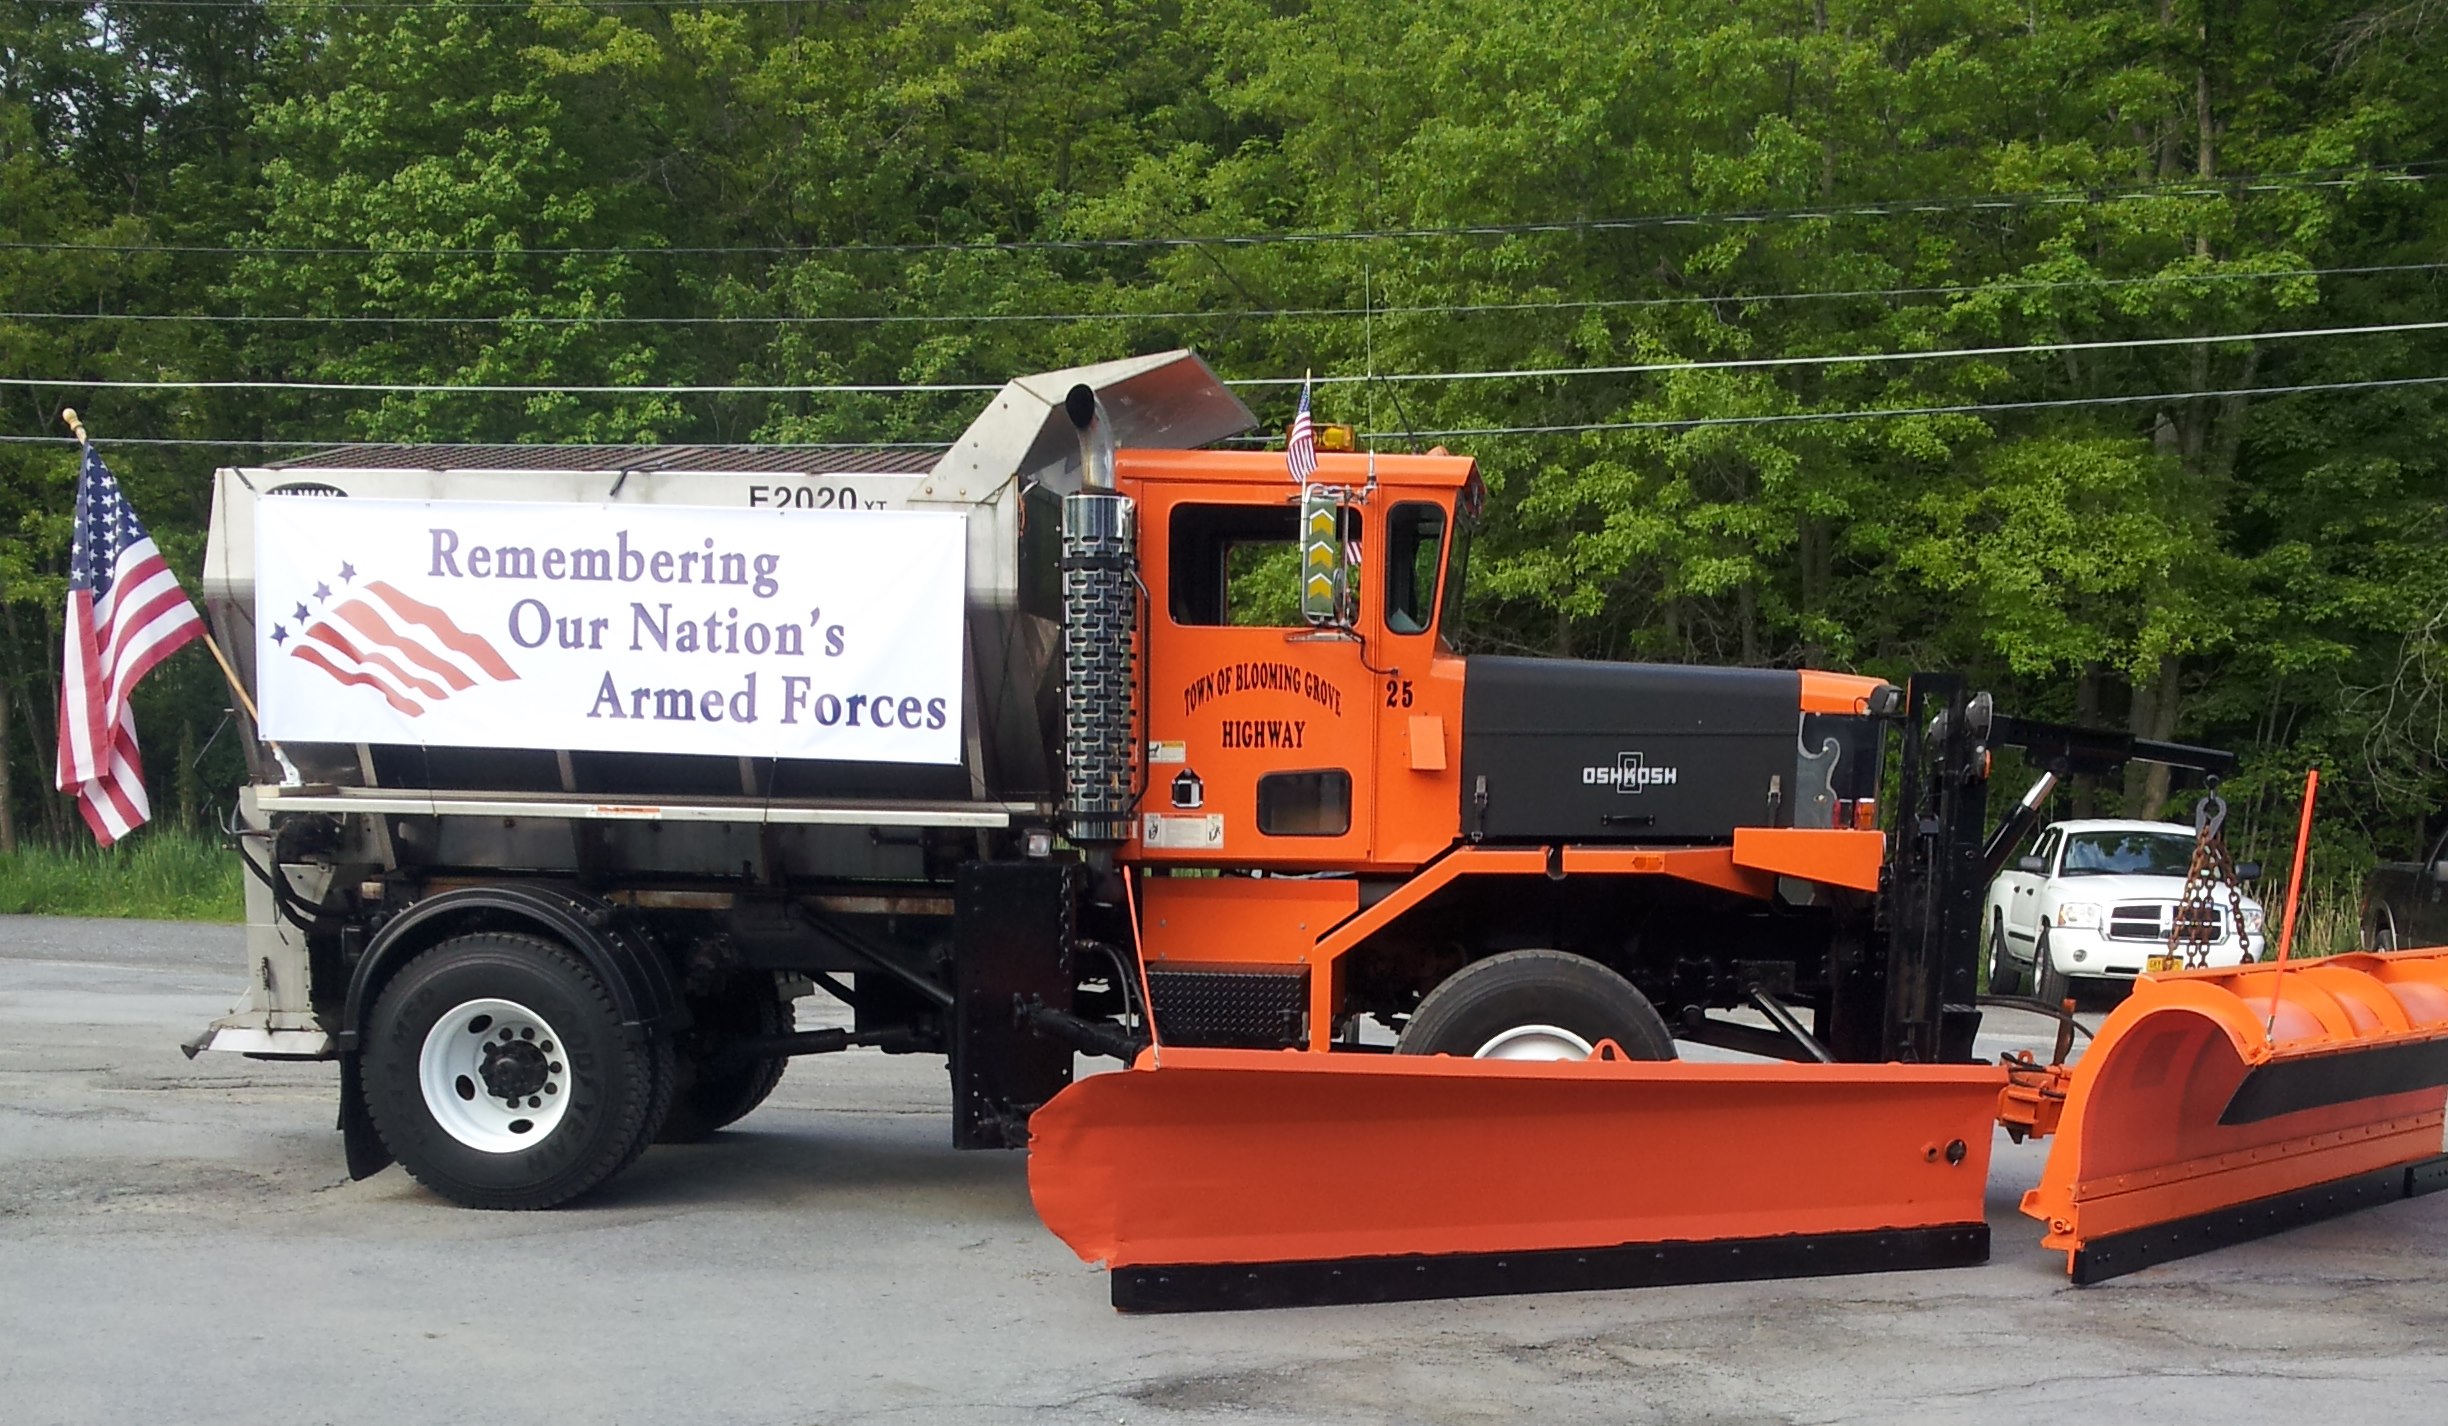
[5,917,2447,1425]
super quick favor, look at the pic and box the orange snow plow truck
[190,351,2448,1310]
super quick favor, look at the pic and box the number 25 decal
[1384,678,1414,708]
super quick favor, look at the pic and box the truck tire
[1986,911,2023,996]
[2366,901,2402,952]
[658,976,794,1144]
[362,931,672,1210]
[1396,949,1676,1061]
[2032,925,2071,1008]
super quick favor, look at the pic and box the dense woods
[2,0,2444,899]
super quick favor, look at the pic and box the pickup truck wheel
[2366,902,2402,952]
[658,976,794,1143]
[1986,912,2023,996]
[1396,949,1676,1061]
[363,932,672,1209]
[2032,925,2071,1008]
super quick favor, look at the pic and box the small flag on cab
[53,410,206,846]
[1285,372,1318,484]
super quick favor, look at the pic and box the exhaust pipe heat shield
[1029,1046,2005,1311]
[2026,949,2448,1283]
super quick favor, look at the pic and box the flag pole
[61,408,263,727]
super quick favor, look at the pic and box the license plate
[2146,954,2183,974]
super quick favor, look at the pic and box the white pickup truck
[1984,818,2266,998]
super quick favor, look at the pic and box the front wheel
[2032,925,2071,1008]
[1396,949,1676,1061]
[362,931,672,1209]
[1985,912,2023,996]
[2367,901,2402,952]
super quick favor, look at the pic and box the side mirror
[2018,855,2046,874]
[2233,862,2262,882]
[2431,860,2448,885]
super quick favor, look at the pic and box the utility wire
[8,260,2444,329]
[14,373,2443,451]
[1382,374,2448,439]
[3,167,2427,259]
[87,0,831,8]
[0,433,944,448]
[14,316,2448,396]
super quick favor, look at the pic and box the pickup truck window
[2062,830,2194,877]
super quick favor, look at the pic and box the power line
[15,372,2440,450]
[0,434,948,448]
[14,316,2447,397]
[1385,374,2448,439]
[2,167,2427,260]
[72,0,827,8]
[8,261,2444,330]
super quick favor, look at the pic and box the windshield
[2060,831,2195,877]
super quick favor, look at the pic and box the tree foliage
[1,0,2443,881]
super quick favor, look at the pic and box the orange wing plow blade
[2026,948,2448,1283]
[1029,1046,2005,1311]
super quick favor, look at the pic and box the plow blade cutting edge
[1028,1046,2004,1312]
[2024,947,2448,1283]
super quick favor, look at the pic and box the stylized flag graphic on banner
[270,567,518,718]
[56,445,205,845]
[1284,376,1318,484]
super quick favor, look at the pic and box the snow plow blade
[2026,948,2448,1284]
[1029,1046,2004,1312]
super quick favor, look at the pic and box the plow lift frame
[1029,676,2448,1311]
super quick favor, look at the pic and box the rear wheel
[2367,901,2402,952]
[1396,949,1676,1061]
[1985,912,2023,996]
[362,931,671,1209]
[658,975,794,1143]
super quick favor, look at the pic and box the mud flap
[1029,1046,2005,1312]
[337,1053,393,1181]
[2026,949,2448,1282]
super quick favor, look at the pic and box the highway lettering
[1219,719,1306,750]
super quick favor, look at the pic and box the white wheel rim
[1473,1023,1597,1061]
[418,998,574,1153]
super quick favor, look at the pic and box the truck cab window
[1170,502,1359,627]
[1257,769,1352,836]
[1385,503,1446,636]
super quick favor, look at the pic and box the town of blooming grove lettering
[425,525,948,731]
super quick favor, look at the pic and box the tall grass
[0,830,244,922]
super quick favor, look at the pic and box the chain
[2168,780,2253,968]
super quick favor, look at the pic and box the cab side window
[1170,503,1361,627]
[1384,502,1446,636]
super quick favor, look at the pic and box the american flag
[273,567,517,717]
[56,446,205,845]
[1284,377,1318,483]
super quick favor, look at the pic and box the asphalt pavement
[4,916,2446,1425]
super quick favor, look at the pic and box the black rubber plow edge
[2070,1153,2448,1285]
[1110,1222,1991,1313]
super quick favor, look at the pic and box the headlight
[2055,902,2103,929]
[2242,907,2266,934]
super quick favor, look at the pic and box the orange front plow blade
[2026,948,2448,1283]
[1029,1046,2005,1311]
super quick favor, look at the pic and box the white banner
[254,497,967,764]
